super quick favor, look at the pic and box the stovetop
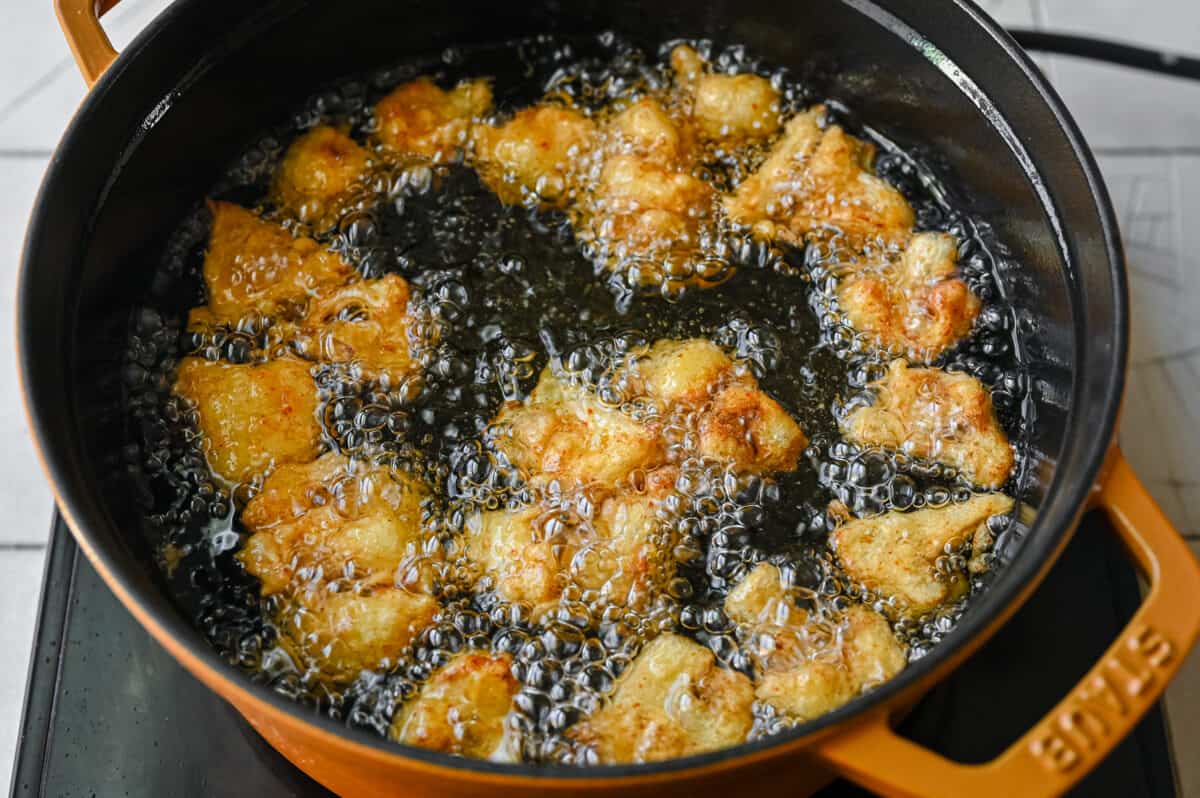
[10,510,1179,797]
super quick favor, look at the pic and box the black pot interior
[20,0,1125,776]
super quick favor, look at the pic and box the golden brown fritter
[567,633,755,763]
[831,493,1014,617]
[463,467,678,609]
[293,274,423,380]
[724,106,915,246]
[195,201,354,324]
[489,368,665,489]
[471,105,597,207]
[288,586,439,679]
[606,97,698,169]
[630,337,733,408]
[670,45,782,145]
[271,125,372,227]
[374,77,492,161]
[391,651,520,761]
[725,563,907,722]
[841,359,1014,488]
[173,357,322,485]
[837,232,981,362]
[238,452,433,595]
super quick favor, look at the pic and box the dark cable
[1009,29,1200,81]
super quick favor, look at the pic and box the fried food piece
[288,586,439,679]
[471,105,597,207]
[196,201,354,323]
[567,633,754,763]
[832,493,1014,617]
[670,44,782,145]
[239,452,433,595]
[631,338,733,408]
[725,563,906,721]
[391,651,520,761]
[841,359,1014,488]
[724,107,915,246]
[271,125,371,227]
[607,98,698,169]
[490,368,665,488]
[374,77,492,161]
[837,232,981,362]
[464,467,678,608]
[698,381,807,473]
[174,357,321,485]
[293,274,422,380]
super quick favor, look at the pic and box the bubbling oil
[120,33,1036,764]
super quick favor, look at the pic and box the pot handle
[813,446,1200,798]
[55,0,122,88]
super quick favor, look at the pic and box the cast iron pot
[21,0,1200,795]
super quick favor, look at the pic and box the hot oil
[119,33,1036,764]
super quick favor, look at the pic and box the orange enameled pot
[20,0,1200,795]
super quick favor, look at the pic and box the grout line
[0,542,48,552]
[0,58,75,126]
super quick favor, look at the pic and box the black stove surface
[10,511,1180,797]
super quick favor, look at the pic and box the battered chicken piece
[391,651,520,761]
[288,586,439,679]
[607,98,698,169]
[567,633,755,763]
[724,106,915,246]
[271,125,371,227]
[725,563,907,722]
[293,274,423,380]
[837,232,981,362]
[195,200,354,323]
[471,105,597,207]
[464,467,678,608]
[489,368,665,488]
[670,44,782,145]
[831,493,1014,618]
[374,77,492,162]
[630,338,733,408]
[238,452,433,595]
[841,359,1015,488]
[173,357,322,485]
[698,381,808,474]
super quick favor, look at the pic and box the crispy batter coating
[375,77,492,161]
[725,563,906,721]
[239,452,432,595]
[391,651,520,761]
[698,381,808,474]
[567,633,755,763]
[631,338,734,408]
[271,125,371,227]
[724,107,914,246]
[294,274,422,380]
[842,359,1014,488]
[471,105,597,207]
[490,368,665,488]
[464,467,678,608]
[196,201,354,323]
[670,45,782,145]
[607,98,698,169]
[838,232,981,362]
[832,493,1014,617]
[174,357,321,485]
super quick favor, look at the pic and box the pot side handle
[813,446,1200,798]
[55,0,122,88]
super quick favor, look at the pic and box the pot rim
[18,0,1128,782]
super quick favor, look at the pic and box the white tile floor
[0,0,1198,794]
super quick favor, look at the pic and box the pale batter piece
[390,651,520,761]
[725,563,906,722]
[831,492,1014,618]
[724,106,915,246]
[841,359,1015,489]
[271,125,372,227]
[293,274,423,380]
[567,633,755,763]
[837,232,981,362]
[192,200,354,324]
[471,105,597,207]
[374,77,492,162]
[173,356,322,485]
[670,44,783,145]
